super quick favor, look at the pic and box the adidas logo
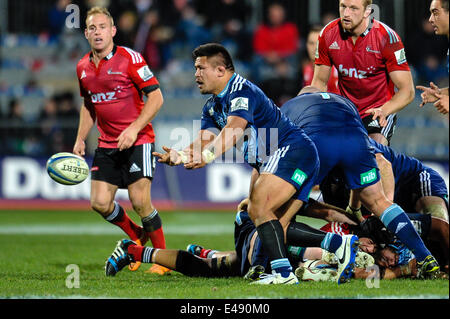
[129,163,141,173]
[329,41,340,50]
[80,70,86,79]
[367,120,379,128]
[395,222,408,234]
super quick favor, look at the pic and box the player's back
[281,92,364,135]
[369,139,423,185]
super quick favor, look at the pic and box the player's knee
[90,198,113,216]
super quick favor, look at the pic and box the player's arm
[309,64,332,93]
[73,101,96,157]
[365,70,415,127]
[302,198,358,225]
[184,115,248,169]
[153,129,216,166]
[117,88,164,151]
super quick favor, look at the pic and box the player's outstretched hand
[416,82,440,107]
[434,93,449,115]
[73,139,86,158]
[153,146,184,166]
[365,107,387,127]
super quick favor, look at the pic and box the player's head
[429,0,449,36]
[306,25,323,61]
[375,246,399,268]
[338,0,373,33]
[192,43,235,95]
[84,7,116,53]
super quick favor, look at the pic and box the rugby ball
[46,152,89,185]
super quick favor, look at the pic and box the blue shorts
[395,167,449,212]
[307,127,380,189]
[260,132,319,202]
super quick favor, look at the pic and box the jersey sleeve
[314,29,332,66]
[227,88,256,123]
[381,30,410,73]
[126,51,160,94]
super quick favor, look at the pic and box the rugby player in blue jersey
[280,86,441,278]
[105,43,359,284]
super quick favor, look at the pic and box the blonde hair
[363,0,373,9]
[85,7,114,27]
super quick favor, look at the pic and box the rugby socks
[105,201,141,241]
[256,220,292,278]
[286,221,342,254]
[380,204,431,262]
[199,249,218,259]
[142,209,167,249]
[128,245,155,263]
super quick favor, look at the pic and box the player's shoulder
[372,19,402,44]
[116,45,145,64]
[76,52,90,69]
[319,18,341,38]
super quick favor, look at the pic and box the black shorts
[91,143,156,188]
[362,114,397,144]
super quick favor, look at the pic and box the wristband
[177,151,188,163]
[202,149,216,164]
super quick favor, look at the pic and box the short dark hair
[441,0,449,11]
[192,43,235,71]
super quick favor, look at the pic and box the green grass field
[0,209,448,300]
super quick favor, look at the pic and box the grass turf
[0,210,448,299]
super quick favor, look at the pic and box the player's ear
[111,25,117,37]
[364,5,372,18]
[84,28,89,40]
[216,65,226,77]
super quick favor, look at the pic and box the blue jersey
[369,139,423,187]
[200,73,302,168]
[281,92,365,135]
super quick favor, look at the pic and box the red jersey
[302,61,340,94]
[320,222,350,236]
[77,45,160,148]
[315,18,410,118]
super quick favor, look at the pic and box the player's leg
[247,173,299,283]
[356,182,440,278]
[105,239,239,277]
[90,180,142,240]
[90,148,143,240]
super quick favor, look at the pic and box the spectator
[48,0,72,39]
[301,25,339,94]
[251,2,299,83]
[38,97,63,155]
[114,11,138,48]
[218,18,253,63]
[5,99,26,155]
[196,0,250,29]
[135,8,175,71]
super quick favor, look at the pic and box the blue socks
[270,258,292,278]
[320,232,343,254]
[380,204,431,262]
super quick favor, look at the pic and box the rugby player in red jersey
[311,0,415,146]
[73,7,169,275]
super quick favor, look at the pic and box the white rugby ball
[46,152,89,185]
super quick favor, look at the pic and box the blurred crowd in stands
[0,0,448,157]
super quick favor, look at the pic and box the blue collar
[217,73,237,98]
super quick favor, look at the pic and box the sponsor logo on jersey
[338,64,368,79]
[107,68,122,75]
[360,168,377,185]
[394,48,407,65]
[329,41,340,50]
[209,107,214,116]
[366,46,381,54]
[230,97,249,112]
[90,91,117,103]
[291,168,307,186]
[137,65,154,81]
[80,70,86,79]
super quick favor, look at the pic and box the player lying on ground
[319,138,449,272]
[104,210,371,283]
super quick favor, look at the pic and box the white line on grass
[0,224,233,235]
